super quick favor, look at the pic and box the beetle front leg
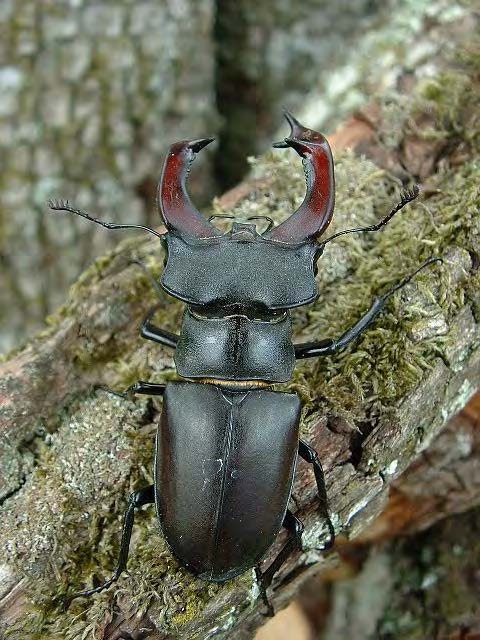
[66,485,155,605]
[140,305,179,349]
[298,440,335,549]
[295,256,441,359]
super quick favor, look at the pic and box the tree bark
[0,16,479,639]
[293,396,480,639]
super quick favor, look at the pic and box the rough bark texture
[0,0,216,352]
[288,395,480,639]
[0,13,479,640]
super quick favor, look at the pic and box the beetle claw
[159,138,222,239]
[267,111,335,242]
[254,567,275,617]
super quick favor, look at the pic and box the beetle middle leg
[66,485,155,604]
[94,381,166,401]
[124,381,166,397]
[255,509,305,616]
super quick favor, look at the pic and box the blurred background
[0,0,466,353]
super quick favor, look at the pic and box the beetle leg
[255,509,305,616]
[298,440,335,549]
[124,381,167,397]
[295,256,442,359]
[92,381,166,400]
[65,485,155,604]
[254,567,274,617]
[140,305,179,349]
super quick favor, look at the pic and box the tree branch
[1,25,480,639]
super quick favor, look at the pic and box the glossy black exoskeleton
[49,113,440,613]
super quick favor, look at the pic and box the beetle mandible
[49,112,440,613]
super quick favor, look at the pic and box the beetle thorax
[160,230,320,312]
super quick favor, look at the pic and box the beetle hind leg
[255,509,304,617]
[255,442,334,616]
[299,439,335,549]
[65,485,155,605]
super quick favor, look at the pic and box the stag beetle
[49,112,439,613]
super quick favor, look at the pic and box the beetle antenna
[48,200,164,239]
[319,185,420,247]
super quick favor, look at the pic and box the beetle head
[158,114,334,311]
